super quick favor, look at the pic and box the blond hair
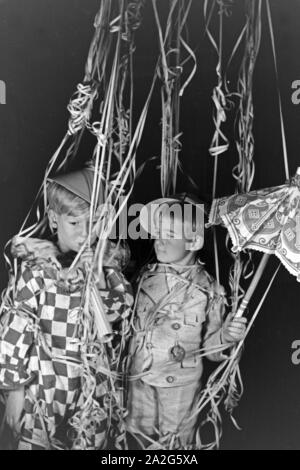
[47,181,90,216]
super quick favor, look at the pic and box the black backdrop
[0,0,300,450]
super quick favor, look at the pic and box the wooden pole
[234,252,270,318]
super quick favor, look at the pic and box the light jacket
[130,262,227,388]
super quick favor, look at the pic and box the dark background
[0,0,300,449]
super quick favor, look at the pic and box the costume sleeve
[99,269,133,324]
[0,262,43,390]
[203,281,227,362]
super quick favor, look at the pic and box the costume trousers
[126,379,200,447]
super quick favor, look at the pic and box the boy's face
[55,211,97,253]
[153,212,202,265]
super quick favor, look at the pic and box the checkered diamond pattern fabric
[0,260,133,449]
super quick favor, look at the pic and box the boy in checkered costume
[126,195,247,449]
[0,167,133,450]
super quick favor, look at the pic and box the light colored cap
[48,167,104,206]
[139,194,205,237]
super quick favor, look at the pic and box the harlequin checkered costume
[0,238,133,450]
[126,261,227,449]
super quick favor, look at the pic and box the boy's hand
[80,248,107,288]
[6,388,25,433]
[80,248,94,269]
[221,315,247,344]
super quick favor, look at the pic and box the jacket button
[171,322,181,330]
[166,375,175,383]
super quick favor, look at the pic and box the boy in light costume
[0,167,133,450]
[126,194,247,449]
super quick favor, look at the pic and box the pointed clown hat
[48,167,104,206]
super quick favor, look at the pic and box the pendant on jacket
[169,343,186,362]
